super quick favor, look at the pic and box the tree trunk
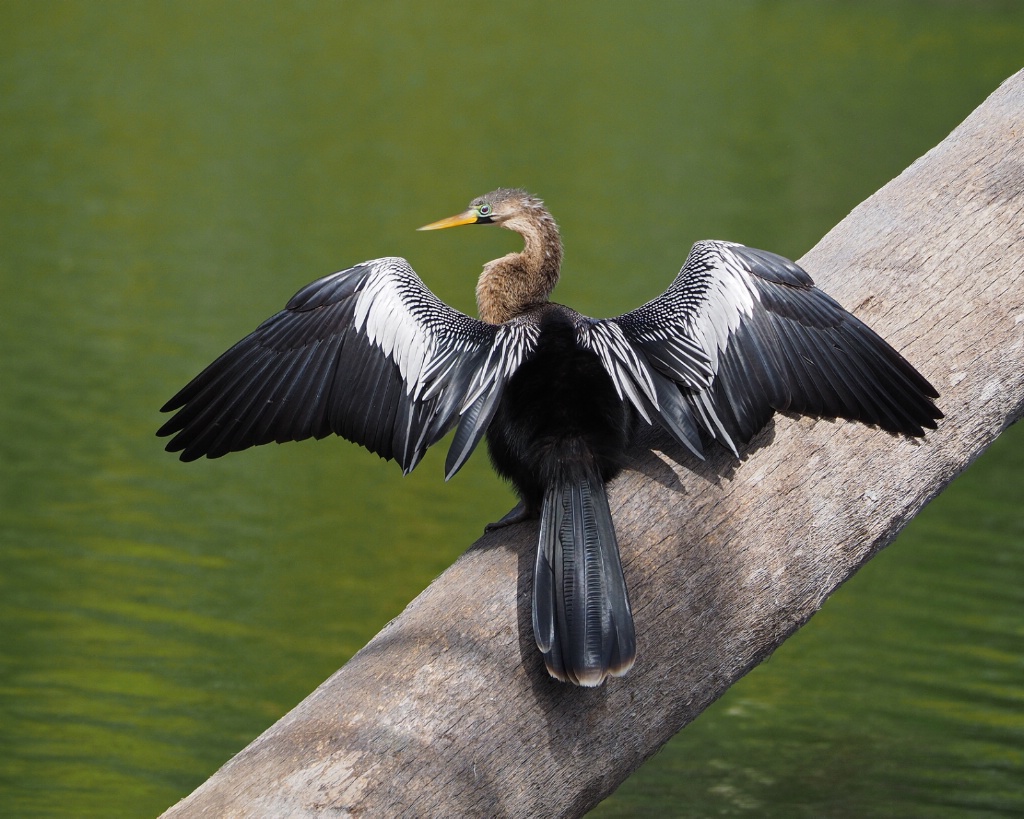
[162,70,1024,818]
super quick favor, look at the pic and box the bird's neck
[476,214,563,325]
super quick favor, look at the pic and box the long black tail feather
[533,475,635,686]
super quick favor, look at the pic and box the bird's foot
[484,502,533,532]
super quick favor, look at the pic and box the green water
[1,3,1021,816]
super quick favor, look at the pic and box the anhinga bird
[158,188,941,687]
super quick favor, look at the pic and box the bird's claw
[484,501,532,532]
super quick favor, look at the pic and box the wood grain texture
[162,70,1024,818]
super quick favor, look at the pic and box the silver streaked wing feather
[577,316,705,458]
[576,321,657,423]
[462,320,540,410]
[444,318,541,480]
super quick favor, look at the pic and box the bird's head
[418,188,562,323]
[418,188,547,233]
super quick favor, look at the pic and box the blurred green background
[1,2,1021,816]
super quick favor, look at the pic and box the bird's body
[484,305,639,684]
[159,188,941,686]
[487,305,634,511]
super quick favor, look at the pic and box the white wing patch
[678,242,759,372]
[353,257,472,400]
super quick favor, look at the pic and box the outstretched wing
[158,257,538,475]
[607,240,941,453]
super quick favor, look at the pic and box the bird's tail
[533,474,636,686]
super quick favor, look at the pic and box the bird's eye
[477,204,492,217]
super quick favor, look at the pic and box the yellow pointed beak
[417,209,479,231]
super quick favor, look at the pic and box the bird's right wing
[158,257,538,476]
[611,240,941,453]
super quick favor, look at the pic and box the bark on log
[162,71,1024,818]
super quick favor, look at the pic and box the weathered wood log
[162,70,1024,818]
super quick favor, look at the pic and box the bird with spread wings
[160,188,940,686]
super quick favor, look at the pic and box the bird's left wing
[158,257,538,476]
